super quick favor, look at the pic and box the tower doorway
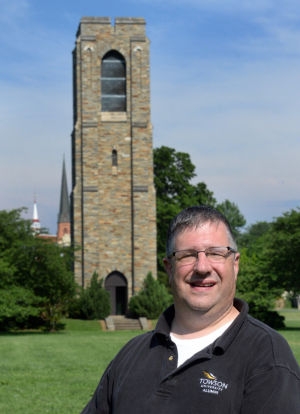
[105,272,128,315]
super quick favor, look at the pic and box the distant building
[57,158,71,246]
[31,198,41,234]
[71,17,157,314]
[31,159,71,246]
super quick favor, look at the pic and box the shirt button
[168,355,174,361]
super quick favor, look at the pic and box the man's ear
[233,252,240,281]
[163,257,173,284]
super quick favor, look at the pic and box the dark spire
[58,158,70,223]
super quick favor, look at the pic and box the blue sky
[1,0,300,234]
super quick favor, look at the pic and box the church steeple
[57,158,71,245]
[31,197,41,234]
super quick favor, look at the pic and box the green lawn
[0,311,299,414]
[0,321,140,413]
[278,308,300,362]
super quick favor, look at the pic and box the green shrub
[69,272,110,320]
[128,272,172,319]
[0,286,44,331]
[237,248,285,329]
[245,300,285,330]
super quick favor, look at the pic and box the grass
[0,310,299,414]
[0,321,141,413]
[278,308,300,362]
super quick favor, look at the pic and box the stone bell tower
[71,17,156,314]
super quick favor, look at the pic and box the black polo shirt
[81,299,300,413]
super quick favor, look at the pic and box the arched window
[101,51,126,112]
[112,149,118,166]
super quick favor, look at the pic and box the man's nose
[193,251,211,271]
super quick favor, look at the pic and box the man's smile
[187,278,217,289]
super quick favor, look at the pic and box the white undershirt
[170,321,233,367]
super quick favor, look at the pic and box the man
[81,205,300,413]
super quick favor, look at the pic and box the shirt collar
[153,298,249,354]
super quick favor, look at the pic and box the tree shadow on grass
[0,329,65,336]
[279,326,300,332]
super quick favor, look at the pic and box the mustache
[186,274,216,284]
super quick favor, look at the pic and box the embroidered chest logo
[199,371,229,395]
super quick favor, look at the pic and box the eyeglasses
[170,246,237,266]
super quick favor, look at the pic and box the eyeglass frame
[169,246,237,265]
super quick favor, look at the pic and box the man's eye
[180,253,193,259]
[207,249,227,257]
[178,252,195,260]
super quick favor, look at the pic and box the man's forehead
[175,221,229,241]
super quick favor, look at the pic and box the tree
[0,286,43,331]
[154,146,216,277]
[260,209,300,295]
[236,248,284,329]
[0,208,75,331]
[154,146,196,202]
[235,212,300,328]
[128,272,172,319]
[217,199,246,240]
[69,272,110,320]
[13,239,75,330]
[153,146,245,279]
[237,221,271,253]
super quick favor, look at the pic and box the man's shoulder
[246,313,286,343]
[114,330,154,357]
[230,300,298,370]
[234,298,291,351]
[242,314,299,369]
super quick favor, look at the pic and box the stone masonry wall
[72,17,157,298]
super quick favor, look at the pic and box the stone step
[114,320,141,330]
[105,315,149,331]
